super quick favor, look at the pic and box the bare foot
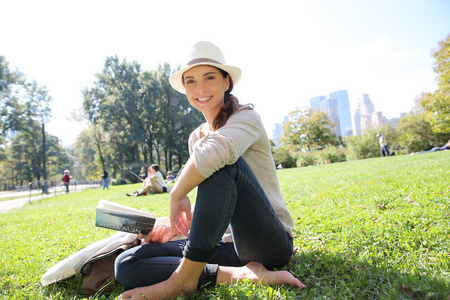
[218,262,305,289]
[119,276,196,300]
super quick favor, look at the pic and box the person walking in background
[62,170,71,193]
[101,167,109,190]
[377,133,389,157]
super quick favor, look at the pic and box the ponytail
[212,69,253,130]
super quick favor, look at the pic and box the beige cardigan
[188,109,294,238]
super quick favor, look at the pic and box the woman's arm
[191,109,262,178]
[169,157,205,236]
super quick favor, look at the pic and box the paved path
[0,184,99,213]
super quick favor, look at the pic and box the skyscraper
[309,96,326,110]
[354,94,375,135]
[320,98,341,137]
[329,90,353,137]
[309,90,353,137]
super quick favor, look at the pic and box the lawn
[1,152,449,299]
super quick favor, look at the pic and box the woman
[411,139,450,155]
[127,165,168,196]
[117,41,304,299]
[138,167,147,181]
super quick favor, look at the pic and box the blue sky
[1,0,449,146]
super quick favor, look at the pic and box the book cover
[95,200,156,235]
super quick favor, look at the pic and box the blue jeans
[102,178,109,190]
[115,157,293,288]
[417,147,441,154]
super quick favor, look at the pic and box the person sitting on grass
[410,139,450,155]
[138,167,147,181]
[116,41,304,300]
[126,164,167,196]
[166,171,175,184]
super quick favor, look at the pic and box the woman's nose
[196,82,207,93]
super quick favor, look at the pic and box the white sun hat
[169,41,241,95]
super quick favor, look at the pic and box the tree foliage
[1,56,25,142]
[421,33,450,133]
[344,129,380,160]
[0,56,69,189]
[396,113,450,153]
[281,107,340,152]
[80,57,203,179]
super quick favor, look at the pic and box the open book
[95,200,156,235]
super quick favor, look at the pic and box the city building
[319,98,341,137]
[330,90,353,137]
[272,116,288,145]
[354,94,391,134]
[354,94,374,135]
[309,96,326,110]
[412,92,426,115]
[309,90,353,137]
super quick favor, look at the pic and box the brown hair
[212,68,253,130]
[150,164,160,172]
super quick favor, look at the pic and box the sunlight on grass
[1,152,449,299]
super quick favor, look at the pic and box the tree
[82,56,146,173]
[74,127,103,180]
[281,107,340,152]
[80,58,204,180]
[147,64,203,171]
[421,33,450,133]
[1,56,25,142]
[396,113,450,153]
[0,56,71,190]
[1,126,71,187]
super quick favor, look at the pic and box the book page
[97,200,156,218]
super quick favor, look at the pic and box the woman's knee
[114,252,135,286]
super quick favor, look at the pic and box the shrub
[296,151,316,167]
[345,132,379,160]
[273,149,296,168]
[316,146,347,164]
[111,178,127,186]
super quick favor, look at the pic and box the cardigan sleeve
[190,109,262,178]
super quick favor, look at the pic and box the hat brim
[169,63,241,95]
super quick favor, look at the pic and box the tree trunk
[133,142,141,163]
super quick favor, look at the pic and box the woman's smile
[197,96,212,102]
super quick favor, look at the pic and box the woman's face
[183,65,230,121]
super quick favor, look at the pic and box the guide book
[95,200,156,235]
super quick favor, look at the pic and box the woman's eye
[185,79,195,84]
[206,76,215,81]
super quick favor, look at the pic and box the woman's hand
[142,224,176,244]
[170,194,192,237]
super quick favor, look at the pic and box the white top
[151,171,167,188]
[189,109,294,237]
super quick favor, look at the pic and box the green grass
[1,152,449,299]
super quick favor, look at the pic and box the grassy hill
[1,151,449,299]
